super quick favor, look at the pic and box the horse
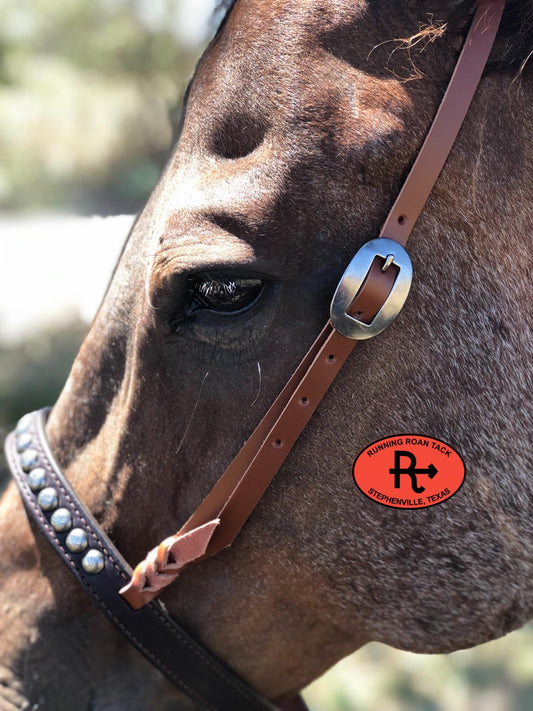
[1,0,532,708]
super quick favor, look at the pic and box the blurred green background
[1,2,532,709]
[0,0,210,214]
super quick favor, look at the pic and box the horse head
[1,1,532,708]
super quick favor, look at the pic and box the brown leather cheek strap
[120,0,505,610]
[379,0,506,243]
[120,265,394,609]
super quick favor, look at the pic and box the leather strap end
[120,519,220,609]
[167,519,220,569]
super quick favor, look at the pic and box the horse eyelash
[196,276,237,299]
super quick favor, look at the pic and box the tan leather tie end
[121,519,220,609]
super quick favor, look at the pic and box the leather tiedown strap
[5,1,504,709]
[120,0,506,610]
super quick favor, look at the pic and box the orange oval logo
[353,435,465,509]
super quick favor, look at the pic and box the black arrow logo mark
[389,451,438,494]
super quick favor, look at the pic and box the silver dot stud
[27,467,47,491]
[37,487,59,511]
[15,413,33,435]
[16,432,33,452]
[65,528,89,553]
[50,508,72,533]
[82,549,105,575]
[20,449,39,472]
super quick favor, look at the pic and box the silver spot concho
[37,487,59,511]
[20,448,39,472]
[16,432,33,452]
[15,413,33,435]
[50,508,72,533]
[65,528,89,553]
[27,467,47,491]
[82,549,105,575]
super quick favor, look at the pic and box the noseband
[5,1,505,709]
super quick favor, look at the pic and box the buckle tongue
[330,237,412,340]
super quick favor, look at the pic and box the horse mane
[501,0,533,73]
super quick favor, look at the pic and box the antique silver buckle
[330,237,412,340]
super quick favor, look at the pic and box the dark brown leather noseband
[5,1,505,708]
[6,409,275,710]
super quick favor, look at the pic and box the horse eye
[187,274,264,315]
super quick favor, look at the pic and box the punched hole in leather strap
[120,0,506,610]
[120,264,395,609]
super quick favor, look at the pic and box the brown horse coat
[1,1,532,708]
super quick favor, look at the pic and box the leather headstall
[5,1,505,709]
